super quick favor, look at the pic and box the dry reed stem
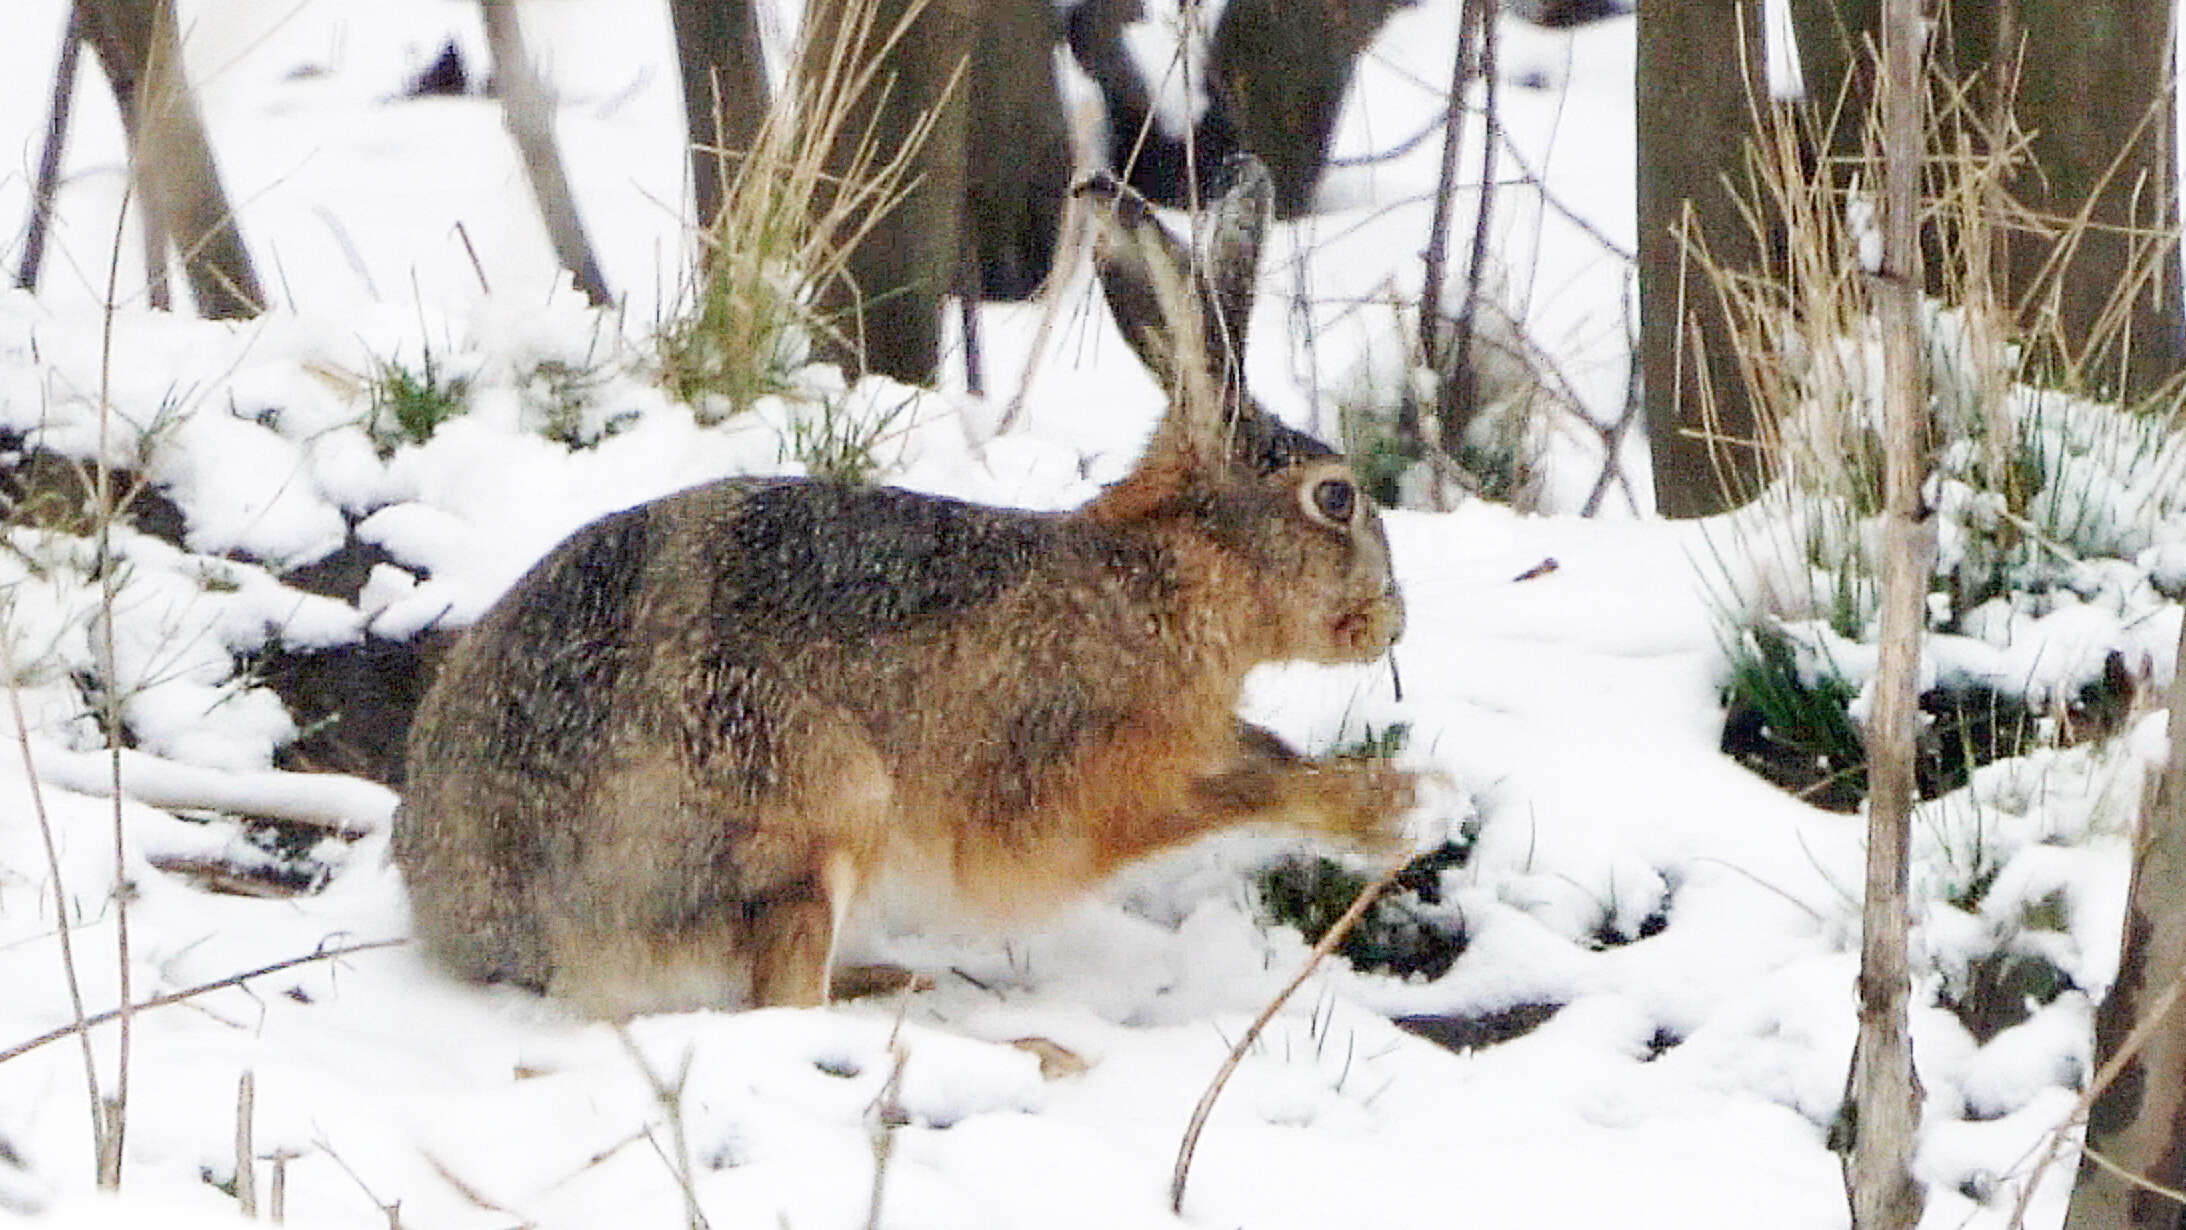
[92,117,137,1190]
[0,631,104,1170]
[235,1070,257,1217]
[670,0,953,411]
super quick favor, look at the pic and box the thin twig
[1414,0,1479,446]
[1438,0,1502,461]
[93,123,134,1192]
[865,1042,909,1230]
[1,631,104,1169]
[0,938,406,1066]
[1326,110,1450,169]
[1581,281,1644,517]
[1169,853,1411,1214]
[615,1027,707,1230]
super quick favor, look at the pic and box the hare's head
[1081,157,1404,665]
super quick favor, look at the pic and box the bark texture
[1636,0,1766,516]
[963,0,1068,300]
[801,0,975,385]
[76,0,264,318]
[1842,2,1925,1225]
[1210,0,1405,217]
[481,2,614,307]
[1787,0,2184,397]
[2064,612,2186,1228]
[667,0,770,236]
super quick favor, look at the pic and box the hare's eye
[1311,477,1356,524]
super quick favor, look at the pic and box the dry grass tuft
[658,0,960,422]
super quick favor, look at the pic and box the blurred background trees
[1638,0,2183,518]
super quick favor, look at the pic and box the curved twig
[1169,854,1410,1213]
[0,938,406,1067]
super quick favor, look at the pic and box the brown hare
[394,156,1419,1018]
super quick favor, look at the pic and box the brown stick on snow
[480,1,614,308]
[0,939,407,1067]
[1170,854,1410,1214]
[1842,1,1928,1226]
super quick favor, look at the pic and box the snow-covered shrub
[1706,96,2183,813]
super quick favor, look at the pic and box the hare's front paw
[1313,758,1421,856]
[1398,771,1472,857]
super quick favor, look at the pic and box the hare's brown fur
[394,158,1416,1017]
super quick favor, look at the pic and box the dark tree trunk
[962,0,1068,300]
[1636,0,1767,516]
[666,0,770,237]
[2064,613,2186,1228]
[801,0,974,385]
[75,0,264,319]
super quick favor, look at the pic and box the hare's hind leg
[745,716,899,1008]
[742,852,852,1007]
[743,854,920,1005]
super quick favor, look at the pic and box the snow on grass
[0,2,2178,1227]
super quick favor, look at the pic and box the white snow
[0,1,2177,1228]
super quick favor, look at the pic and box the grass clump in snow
[1252,722,1475,979]
[782,389,912,486]
[523,356,636,450]
[1721,621,1868,810]
[1698,74,2184,811]
[367,348,469,456]
[656,0,941,424]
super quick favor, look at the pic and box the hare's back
[686,478,1073,646]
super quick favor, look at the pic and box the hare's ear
[1081,171,1219,431]
[1081,157,1273,464]
[1197,154,1274,373]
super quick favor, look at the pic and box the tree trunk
[962,0,1067,300]
[480,1,614,308]
[801,0,973,385]
[1210,0,1404,218]
[1842,2,1926,1225]
[666,0,770,237]
[75,0,264,318]
[2064,613,2186,1227]
[1636,0,1767,517]
[19,9,82,293]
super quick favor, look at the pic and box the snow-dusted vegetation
[0,1,2177,1227]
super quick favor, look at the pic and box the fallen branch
[0,938,406,1067]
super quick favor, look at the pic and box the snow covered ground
[0,1,2174,1227]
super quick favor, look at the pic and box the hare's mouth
[1331,594,1403,658]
